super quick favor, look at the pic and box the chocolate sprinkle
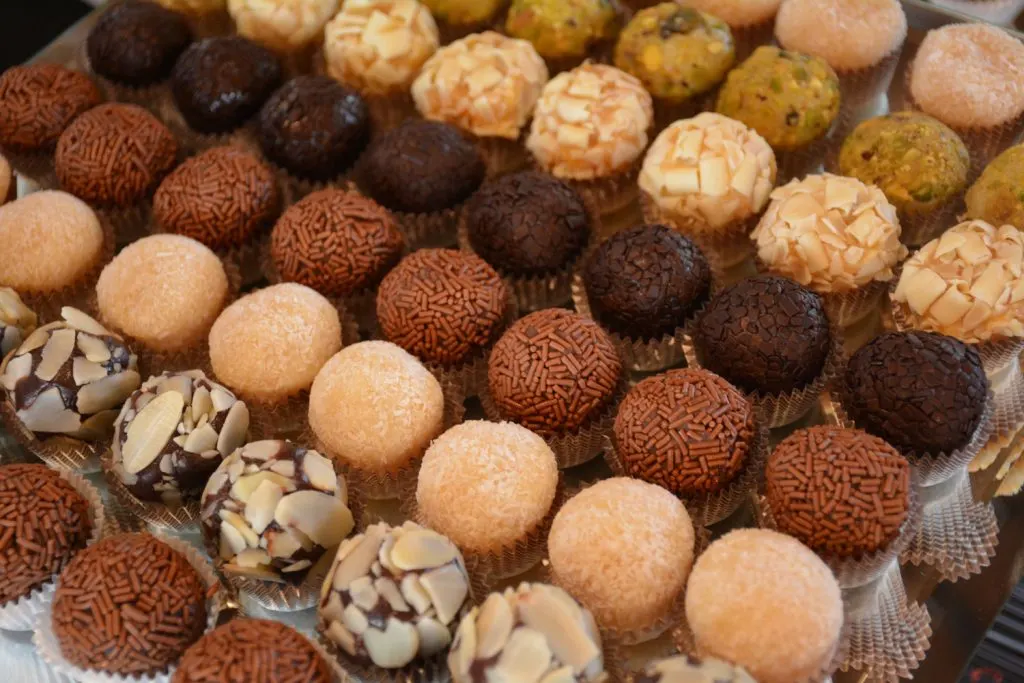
[86,0,192,87]
[766,426,911,558]
[0,64,102,152]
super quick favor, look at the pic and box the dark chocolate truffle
[0,464,92,605]
[86,0,193,87]
[270,188,405,297]
[842,331,989,455]
[359,119,485,214]
[613,368,755,496]
[153,147,280,251]
[465,171,590,277]
[0,64,102,152]
[257,75,370,182]
[55,103,178,206]
[766,426,911,558]
[377,249,510,367]
[583,224,710,339]
[52,533,207,676]
[171,36,282,135]
[172,619,332,683]
[488,308,622,435]
[693,275,831,395]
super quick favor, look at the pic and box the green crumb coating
[421,0,505,25]
[613,4,734,103]
[505,0,620,59]
[715,46,840,151]
[966,144,1024,230]
[840,112,969,215]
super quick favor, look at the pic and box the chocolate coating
[86,1,193,87]
[0,65,102,152]
[465,171,590,276]
[359,119,484,214]
[693,275,830,394]
[171,36,282,135]
[257,75,370,182]
[842,331,988,455]
[584,224,710,339]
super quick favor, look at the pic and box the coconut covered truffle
[967,144,1024,230]
[775,0,906,72]
[416,421,558,554]
[892,220,1024,343]
[0,64,103,152]
[227,0,339,53]
[636,655,757,683]
[208,283,341,402]
[506,0,619,60]
[548,477,695,632]
[0,288,37,358]
[319,522,471,668]
[685,529,843,683]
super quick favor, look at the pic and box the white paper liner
[225,559,333,613]
[0,628,77,683]
[641,193,756,273]
[100,451,202,534]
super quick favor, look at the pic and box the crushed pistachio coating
[967,144,1024,230]
[421,0,504,25]
[505,0,619,59]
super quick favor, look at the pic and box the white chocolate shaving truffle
[412,32,547,140]
[752,173,906,293]
[640,113,776,231]
[775,0,906,72]
[527,62,653,181]
[683,0,780,28]
[893,220,1024,343]
[324,0,439,96]
[228,0,339,52]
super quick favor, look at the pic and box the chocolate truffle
[0,307,140,441]
[548,477,695,632]
[111,371,250,505]
[0,464,92,605]
[614,369,755,496]
[488,309,622,435]
[377,249,509,367]
[465,171,590,277]
[56,103,178,207]
[52,533,207,676]
[637,655,756,683]
[693,275,831,394]
[270,189,404,297]
[583,224,710,339]
[319,522,471,668]
[842,331,988,455]
[257,76,370,182]
[359,120,484,214]
[0,288,37,358]
[153,147,280,251]
[86,0,193,87]
[201,439,354,583]
[171,36,282,135]
[0,64,102,152]
[174,619,332,683]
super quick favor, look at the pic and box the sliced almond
[390,529,458,571]
[157,374,193,405]
[450,612,477,674]
[245,478,285,534]
[217,401,249,456]
[303,449,338,492]
[266,529,303,559]
[375,577,409,612]
[269,459,296,477]
[400,574,432,614]
[540,666,577,683]
[419,564,468,626]
[74,409,117,440]
[36,329,76,381]
[223,563,283,582]
[235,548,272,568]
[378,534,398,574]
[18,386,81,434]
[518,587,601,674]
[72,357,108,386]
[364,618,419,669]
[184,423,218,454]
[332,530,385,591]
[275,490,353,548]
[417,617,451,656]
[76,370,141,415]
[282,559,312,573]
[475,593,514,660]
[1,353,32,391]
[493,628,552,683]
[342,603,369,635]
[350,576,379,611]
[17,324,58,355]
[243,440,282,461]
[77,334,111,363]
[326,621,358,656]
[220,509,261,547]
[220,519,249,556]
[191,386,213,421]
[210,387,235,412]
[61,307,109,336]
[121,390,184,474]
[321,590,344,622]
[231,471,295,501]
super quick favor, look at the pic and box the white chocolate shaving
[227,0,339,52]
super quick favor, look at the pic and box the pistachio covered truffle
[967,144,1024,230]
[0,288,37,358]
[506,0,619,60]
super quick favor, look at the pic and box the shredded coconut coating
[416,421,558,553]
[893,220,1024,343]
[548,478,695,633]
[640,113,776,231]
[0,191,103,293]
[412,32,548,140]
[685,529,843,683]
[683,0,780,28]
[909,24,1024,130]
[0,155,12,207]
[156,0,226,13]
[775,0,906,71]
[527,63,653,180]
[228,0,340,52]
[753,173,906,293]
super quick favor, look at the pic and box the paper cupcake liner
[652,97,706,137]
[0,471,105,632]
[97,200,154,248]
[33,531,225,683]
[0,399,106,473]
[996,438,1024,496]
[99,451,202,533]
[390,203,463,251]
[243,392,311,442]
[473,133,529,179]
[316,630,451,683]
[77,42,168,115]
[897,195,964,249]
[834,46,903,141]
[731,19,775,62]
[174,8,233,39]
[775,135,830,185]
[1,146,58,189]
[931,0,1024,27]
[641,193,755,273]
[531,155,641,217]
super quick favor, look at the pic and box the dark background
[1,0,90,68]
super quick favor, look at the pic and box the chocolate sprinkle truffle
[767,426,910,557]
[465,171,591,276]
[257,75,370,182]
[270,189,404,297]
[52,533,207,676]
[693,275,831,395]
[173,619,331,683]
[154,147,280,251]
[842,331,988,455]
[0,64,102,152]
[86,0,193,87]
[0,464,92,606]
[488,308,622,435]
[56,103,178,207]
[171,36,282,135]
[583,224,710,339]
[359,119,485,214]
[377,249,509,367]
